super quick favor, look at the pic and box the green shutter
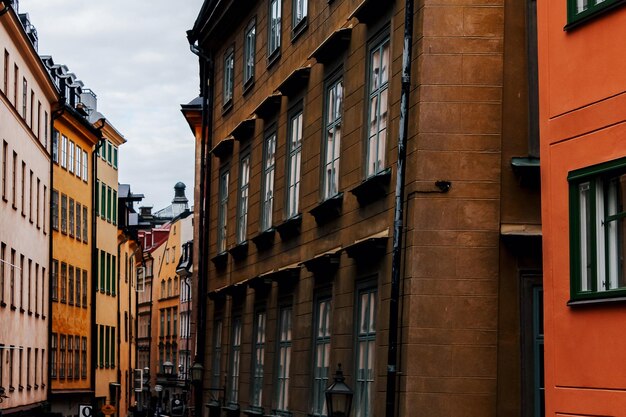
[105,325,110,367]
[95,181,100,216]
[101,184,106,219]
[106,253,111,293]
[99,251,105,291]
[112,190,117,225]
[112,255,116,295]
[99,325,104,368]
[111,327,116,368]
[113,147,118,169]
[107,187,112,222]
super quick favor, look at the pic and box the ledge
[568,295,626,307]
[344,229,389,259]
[243,408,264,417]
[309,193,343,225]
[349,0,392,23]
[300,247,341,275]
[210,137,235,160]
[309,26,353,64]
[228,241,249,260]
[253,94,282,120]
[511,157,540,186]
[211,251,228,269]
[500,223,542,238]
[252,228,276,250]
[276,214,302,240]
[350,168,391,206]
[276,66,311,97]
[231,116,257,142]
[223,404,241,417]
[257,263,301,286]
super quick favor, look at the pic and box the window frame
[237,151,251,244]
[217,167,230,254]
[365,33,390,178]
[286,107,303,219]
[311,295,332,417]
[243,18,256,88]
[261,129,277,231]
[275,305,292,412]
[566,0,626,27]
[322,74,344,200]
[250,309,266,409]
[223,46,235,109]
[354,285,377,417]
[268,0,282,61]
[292,0,308,35]
[568,156,626,302]
[228,316,242,405]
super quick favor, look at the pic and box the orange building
[538,1,626,415]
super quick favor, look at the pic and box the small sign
[101,404,116,415]
[79,405,92,417]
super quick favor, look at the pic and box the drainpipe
[188,33,213,417]
[386,2,414,417]
[117,234,128,416]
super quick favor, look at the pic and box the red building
[538,0,626,415]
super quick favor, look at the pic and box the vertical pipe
[386,1,414,417]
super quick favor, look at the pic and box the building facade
[186,0,542,416]
[46,60,100,416]
[538,0,626,415]
[0,2,57,415]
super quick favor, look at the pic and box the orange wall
[538,1,626,415]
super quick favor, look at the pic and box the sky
[20,0,205,211]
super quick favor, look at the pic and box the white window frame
[292,0,307,29]
[223,47,234,107]
[228,317,242,404]
[286,110,302,218]
[217,169,229,253]
[275,306,292,412]
[68,140,75,173]
[366,37,390,177]
[268,0,281,58]
[61,135,68,168]
[311,297,331,417]
[250,310,266,408]
[237,153,250,244]
[354,287,376,417]
[261,132,276,231]
[244,20,256,86]
[323,78,343,199]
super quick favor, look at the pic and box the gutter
[386,2,414,417]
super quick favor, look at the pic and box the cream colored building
[0,2,58,416]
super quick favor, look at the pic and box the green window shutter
[106,187,112,222]
[111,327,116,368]
[112,255,117,295]
[106,253,111,293]
[99,251,105,291]
[99,325,104,368]
[101,184,106,219]
[105,325,110,367]
[95,181,100,216]
[113,147,118,169]
[112,190,117,225]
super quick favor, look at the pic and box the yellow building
[95,120,125,412]
[45,62,99,416]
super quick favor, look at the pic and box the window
[67,336,73,379]
[69,198,75,237]
[75,146,81,178]
[61,194,67,234]
[74,335,80,377]
[12,151,16,208]
[292,0,307,29]
[10,249,15,307]
[76,203,82,240]
[68,266,74,305]
[211,320,222,389]
[355,288,376,417]
[34,264,39,314]
[237,153,250,243]
[36,178,40,228]
[106,253,111,293]
[27,259,31,312]
[27,347,31,389]
[68,141,75,173]
[13,64,17,106]
[0,243,5,304]
[311,298,331,416]
[569,158,626,300]
[20,161,24,215]
[60,335,66,379]
[44,111,48,147]
[261,132,276,231]
[2,140,6,200]
[113,147,118,169]
[112,189,117,225]
[111,327,116,368]
[37,101,41,139]
[51,259,58,301]
[82,205,88,242]
[61,135,68,168]
[167,309,171,336]
[52,189,58,230]
[99,325,105,368]
[100,181,106,218]
[107,186,112,222]
[223,48,234,107]
[107,141,112,165]
[244,20,256,86]
[30,90,34,128]
[323,79,343,199]
[251,310,266,408]
[43,186,47,234]
[160,310,165,337]
[366,37,390,177]
[74,268,80,308]
[228,317,242,404]
[19,255,23,310]
[105,325,110,367]
[60,262,67,303]
[173,307,178,336]
[82,150,88,181]
[81,337,87,378]
[268,0,281,58]
[3,49,7,94]
[21,77,26,119]
[82,270,87,307]
[51,333,57,378]
[286,110,303,218]
[52,130,59,164]
[276,307,292,412]
[218,169,229,253]
[567,0,622,25]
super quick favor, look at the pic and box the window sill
[28,310,32,316]
[267,49,281,69]
[243,407,264,417]
[350,168,391,206]
[568,294,626,306]
[309,193,343,225]
[20,307,24,314]
[243,78,255,96]
[35,313,40,318]
[223,404,241,417]
[11,304,16,311]
[0,301,6,308]
[291,18,308,42]
[222,100,234,116]
[276,214,302,240]
[228,241,249,260]
[211,251,228,269]
[252,228,276,250]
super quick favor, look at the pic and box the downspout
[48,100,65,405]
[386,2,414,417]
[116,234,128,416]
[91,121,105,412]
[188,34,213,417]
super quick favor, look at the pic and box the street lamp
[163,361,174,375]
[190,362,203,384]
[325,364,353,417]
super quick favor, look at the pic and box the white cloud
[21,0,203,210]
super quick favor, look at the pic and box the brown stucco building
[184,0,542,416]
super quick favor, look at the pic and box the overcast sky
[20,0,204,211]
